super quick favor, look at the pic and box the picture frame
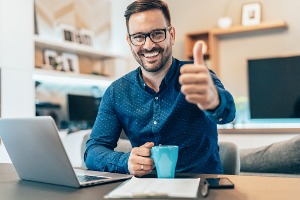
[79,29,94,46]
[59,24,76,42]
[61,53,79,73]
[43,50,58,69]
[74,30,83,44]
[241,2,262,26]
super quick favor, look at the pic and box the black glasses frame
[129,26,172,46]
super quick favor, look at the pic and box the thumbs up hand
[179,41,220,110]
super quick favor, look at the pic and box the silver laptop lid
[0,116,82,187]
[0,116,132,187]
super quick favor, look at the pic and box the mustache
[138,47,163,55]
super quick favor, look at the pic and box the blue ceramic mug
[151,145,178,178]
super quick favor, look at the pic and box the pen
[201,180,209,197]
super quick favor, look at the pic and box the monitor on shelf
[248,55,300,120]
[67,94,101,126]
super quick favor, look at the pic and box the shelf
[210,20,288,36]
[33,68,113,87]
[185,20,288,76]
[34,35,125,60]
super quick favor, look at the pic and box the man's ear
[170,26,176,45]
[126,34,131,46]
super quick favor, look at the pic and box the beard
[131,43,172,73]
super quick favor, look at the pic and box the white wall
[0,0,3,117]
[0,0,35,117]
[110,0,138,73]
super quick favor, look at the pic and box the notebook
[0,116,132,188]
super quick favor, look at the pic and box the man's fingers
[193,40,206,65]
[129,155,154,166]
[181,84,207,95]
[180,64,208,74]
[179,73,209,85]
[131,163,154,171]
[131,147,151,157]
[131,141,154,157]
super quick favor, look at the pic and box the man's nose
[143,36,156,50]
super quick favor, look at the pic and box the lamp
[217,0,233,29]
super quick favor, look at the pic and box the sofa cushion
[240,135,300,174]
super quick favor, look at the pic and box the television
[67,94,101,124]
[248,55,300,120]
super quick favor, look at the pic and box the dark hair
[124,0,171,33]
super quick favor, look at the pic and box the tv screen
[68,94,101,123]
[248,55,300,119]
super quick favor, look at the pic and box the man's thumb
[142,142,155,148]
[193,40,206,65]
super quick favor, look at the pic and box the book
[104,177,200,199]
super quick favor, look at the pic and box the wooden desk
[0,163,299,200]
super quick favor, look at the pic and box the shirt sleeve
[204,70,236,124]
[84,85,130,174]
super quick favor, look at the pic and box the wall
[0,0,35,117]
[166,0,300,98]
[163,0,300,148]
[0,0,3,117]
[110,0,138,72]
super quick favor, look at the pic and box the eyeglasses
[129,26,172,46]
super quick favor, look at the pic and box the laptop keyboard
[77,175,108,183]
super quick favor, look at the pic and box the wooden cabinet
[185,20,288,76]
[185,31,210,61]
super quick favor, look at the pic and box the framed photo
[59,24,76,42]
[79,29,94,46]
[241,2,262,26]
[74,30,83,44]
[44,50,57,69]
[61,53,79,73]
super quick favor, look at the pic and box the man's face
[126,9,175,73]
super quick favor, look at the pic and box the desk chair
[81,133,240,175]
[219,141,240,175]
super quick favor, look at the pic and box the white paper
[104,177,200,198]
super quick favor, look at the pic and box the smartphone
[205,177,234,189]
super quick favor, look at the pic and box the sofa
[239,135,300,176]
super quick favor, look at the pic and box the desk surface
[1,163,299,200]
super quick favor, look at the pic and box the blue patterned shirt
[85,58,235,174]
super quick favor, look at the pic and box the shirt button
[219,118,223,122]
[155,97,158,100]
[154,121,158,125]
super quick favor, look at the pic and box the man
[85,0,235,177]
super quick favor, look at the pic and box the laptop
[0,116,132,188]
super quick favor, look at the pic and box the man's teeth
[144,52,159,58]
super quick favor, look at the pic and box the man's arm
[84,85,155,175]
[84,86,130,174]
[179,41,235,124]
[203,71,236,124]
